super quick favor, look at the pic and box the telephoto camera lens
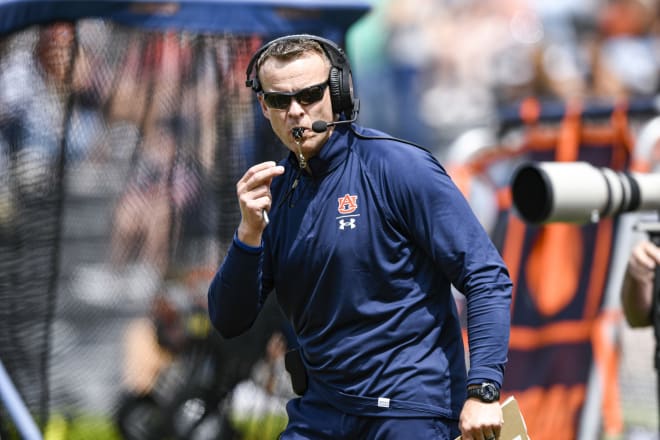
[511,161,660,224]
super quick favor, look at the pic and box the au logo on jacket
[337,193,358,214]
[337,193,359,231]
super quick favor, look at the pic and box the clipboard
[454,396,529,440]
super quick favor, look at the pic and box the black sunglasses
[261,82,328,110]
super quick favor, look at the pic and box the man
[621,239,660,328]
[621,236,660,431]
[207,34,512,439]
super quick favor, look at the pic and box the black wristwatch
[467,382,500,403]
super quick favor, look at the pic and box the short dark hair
[254,36,330,79]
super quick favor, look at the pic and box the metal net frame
[0,17,292,439]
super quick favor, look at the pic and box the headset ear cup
[329,66,342,115]
[342,70,355,116]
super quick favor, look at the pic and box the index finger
[644,240,660,265]
[241,161,285,186]
[633,241,659,270]
[242,161,278,181]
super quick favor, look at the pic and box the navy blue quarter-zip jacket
[208,124,512,419]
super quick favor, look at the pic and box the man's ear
[257,95,271,120]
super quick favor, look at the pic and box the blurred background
[1,0,660,439]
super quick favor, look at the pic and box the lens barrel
[511,162,660,224]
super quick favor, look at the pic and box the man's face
[257,52,335,161]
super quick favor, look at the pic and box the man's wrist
[466,382,500,403]
[233,231,262,253]
[236,222,263,248]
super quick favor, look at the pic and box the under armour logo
[338,218,356,230]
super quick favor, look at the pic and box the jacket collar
[287,124,351,177]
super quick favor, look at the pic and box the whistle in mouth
[292,127,305,141]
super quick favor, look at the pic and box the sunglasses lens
[264,93,291,110]
[296,86,324,105]
[263,83,327,109]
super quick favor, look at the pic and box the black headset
[245,34,428,153]
[245,34,357,120]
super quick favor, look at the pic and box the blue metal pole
[0,360,43,440]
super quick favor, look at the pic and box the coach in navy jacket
[208,34,512,440]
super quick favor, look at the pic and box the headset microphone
[312,117,357,133]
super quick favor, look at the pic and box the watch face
[467,382,500,402]
[482,383,498,401]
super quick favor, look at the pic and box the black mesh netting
[0,19,292,440]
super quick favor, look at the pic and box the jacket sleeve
[385,146,513,387]
[207,234,270,339]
